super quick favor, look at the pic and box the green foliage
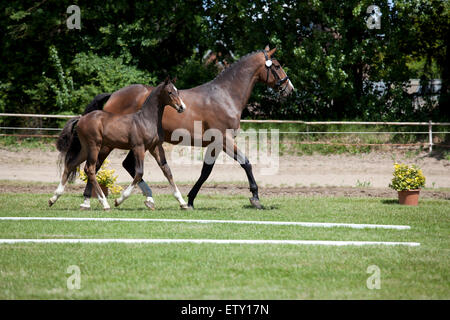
[173,53,219,89]
[0,0,448,121]
[0,136,56,151]
[0,81,11,118]
[69,52,157,114]
[23,48,157,115]
[205,0,448,121]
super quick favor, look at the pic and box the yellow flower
[389,163,426,191]
[78,160,122,195]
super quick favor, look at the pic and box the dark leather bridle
[263,50,289,93]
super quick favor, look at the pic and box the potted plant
[78,159,123,197]
[389,163,426,206]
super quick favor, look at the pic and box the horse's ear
[164,76,170,85]
[264,44,270,51]
[172,77,177,84]
[268,47,277,57]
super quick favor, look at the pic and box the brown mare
[57,46,294,209]
[50,78,188,210]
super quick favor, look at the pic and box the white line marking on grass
[0,239,420,246]
[0,217,411,230]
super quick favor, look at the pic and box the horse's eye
[275,65,281,70]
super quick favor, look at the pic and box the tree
[0,0,447,122]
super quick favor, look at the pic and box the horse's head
[257,45,295,96]
[162,77,186,113]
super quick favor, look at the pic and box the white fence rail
[1,113,450,152]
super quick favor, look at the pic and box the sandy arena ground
[0,146,449,199]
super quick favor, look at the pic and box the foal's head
[256,45,295,96]
[161,77,186,113]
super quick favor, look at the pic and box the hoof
[249,197,263,209]
[114,199,120,207]
[187,204,195,210]
[79,205,90,211]
[144,200,155,210]
[103,207,111,211]
[180,204,192,210]
[48,199,54,207]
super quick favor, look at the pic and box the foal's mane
[141,81,165,109]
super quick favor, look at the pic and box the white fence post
[428,120,433,153]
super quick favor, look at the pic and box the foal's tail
[56,117,81,182]
[56,93,110,182]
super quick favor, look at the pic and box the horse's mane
[210,50,264,83]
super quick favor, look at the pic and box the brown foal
[49,78,188,210]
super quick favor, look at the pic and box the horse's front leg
[80,146,112,210]
[114,146,145,207]
[150,144,189,210]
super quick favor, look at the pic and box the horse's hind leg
[122,150,155,209]
[114,146,145,207]
[49,149,87,207]
[150,144,189,210]
[224,138,262,209]
[80,146,112,210]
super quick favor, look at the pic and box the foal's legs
[122,150,155,209]
[150,144,189,209]
[49,149,87,207]
[187,144,221,209]
[85,144,110,210]
[223,138,262,209]
[114,146,145,207]
[80,146,112,210]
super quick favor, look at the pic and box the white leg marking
[50,181,65,203]
[97,192,110,210]
[80,197,91,209]
[173,187,187,206]
[116,184,135,206]
[146,196,155,204]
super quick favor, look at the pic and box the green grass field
[0,193,448,299]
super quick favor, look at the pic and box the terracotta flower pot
[92,184,109,198]
[398,189,420,206]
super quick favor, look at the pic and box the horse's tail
[82,93,111,115]
[56,117,81,182]
[56,117,79,154]
[56,93,110,153]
